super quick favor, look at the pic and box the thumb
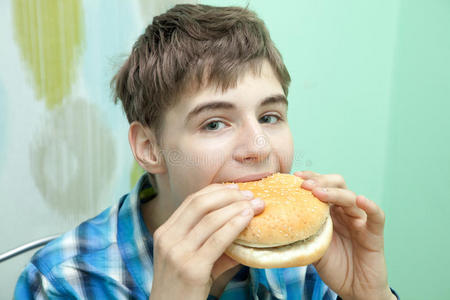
[211,253,240,281]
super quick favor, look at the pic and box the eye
[202,120,226,131]
[259,114,281,124]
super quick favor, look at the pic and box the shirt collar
[117,173,157,297]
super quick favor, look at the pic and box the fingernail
[250,198,264,208]
[241,190,254,198]
[321,187,328,193]
[226,184,239,189]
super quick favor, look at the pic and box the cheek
[165,138,231,192]
[273,129,294,172]
[189,131,237,165]
[165,131,229,166]
[186,137,231,169]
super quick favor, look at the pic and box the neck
[140,193,174,235]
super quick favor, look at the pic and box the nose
[232,117,271,164]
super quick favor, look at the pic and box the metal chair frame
[0,235,60,263]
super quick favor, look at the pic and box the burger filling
[234,217,328,249]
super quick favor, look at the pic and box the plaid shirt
[15,174,361,299]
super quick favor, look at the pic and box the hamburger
[224,172,333,268]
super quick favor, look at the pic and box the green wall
[383,1,450,299]
[1,0,447,298]
[201,1,450,298]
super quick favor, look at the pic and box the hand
[294,171,395,300]
[149,184,265,300]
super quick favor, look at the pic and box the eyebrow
[184,94,288,125]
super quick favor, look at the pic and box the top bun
[226,173,329,247]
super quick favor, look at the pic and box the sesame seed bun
[224,173,333,268]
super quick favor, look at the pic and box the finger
[329,206,352,238]
[194,207,255,267]
[356,195,385,235]
[166,183,239,226]
[163,188,255,242]
[180,197,265,252]
[196,183,239,198]
[211,254,240,281]
[298,173,347,190]
[294,170,321,179]
[171,184,239,223]
[160,184,240,235]
[312,187,366,219]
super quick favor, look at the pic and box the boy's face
[158,59,294,203]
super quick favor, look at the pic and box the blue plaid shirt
[15,174,396,299]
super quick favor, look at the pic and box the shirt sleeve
[14,263,70,300]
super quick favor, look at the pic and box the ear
[128,121,166,174]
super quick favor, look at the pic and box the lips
[230,172,274,183]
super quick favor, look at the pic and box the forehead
[172,60,285,115]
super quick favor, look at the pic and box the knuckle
[202,213,216,227]
[378,207,386,222]
[154,237,167,254]
[235,201,252,212]
[303,170,314,177]
[334,174,346,185]
[191,194,208,211]
[184,192,202,206]
[153,228,171,254]
[153,227,163,244]
[231,209,252,226]
[311,171,321,177]
[221,187,241,196]
[235,189,250,200]
[166,248,181,266]
[184,193,195,203]
[335,174,345,181]
[229,217,244,228]
[208,234,225,249]
[208,183,227,193]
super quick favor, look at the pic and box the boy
[15,4,398,300]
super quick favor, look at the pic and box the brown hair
[111,4,291,186]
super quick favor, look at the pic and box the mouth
[228,172,275,183]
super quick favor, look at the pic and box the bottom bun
[225,216,333,269]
